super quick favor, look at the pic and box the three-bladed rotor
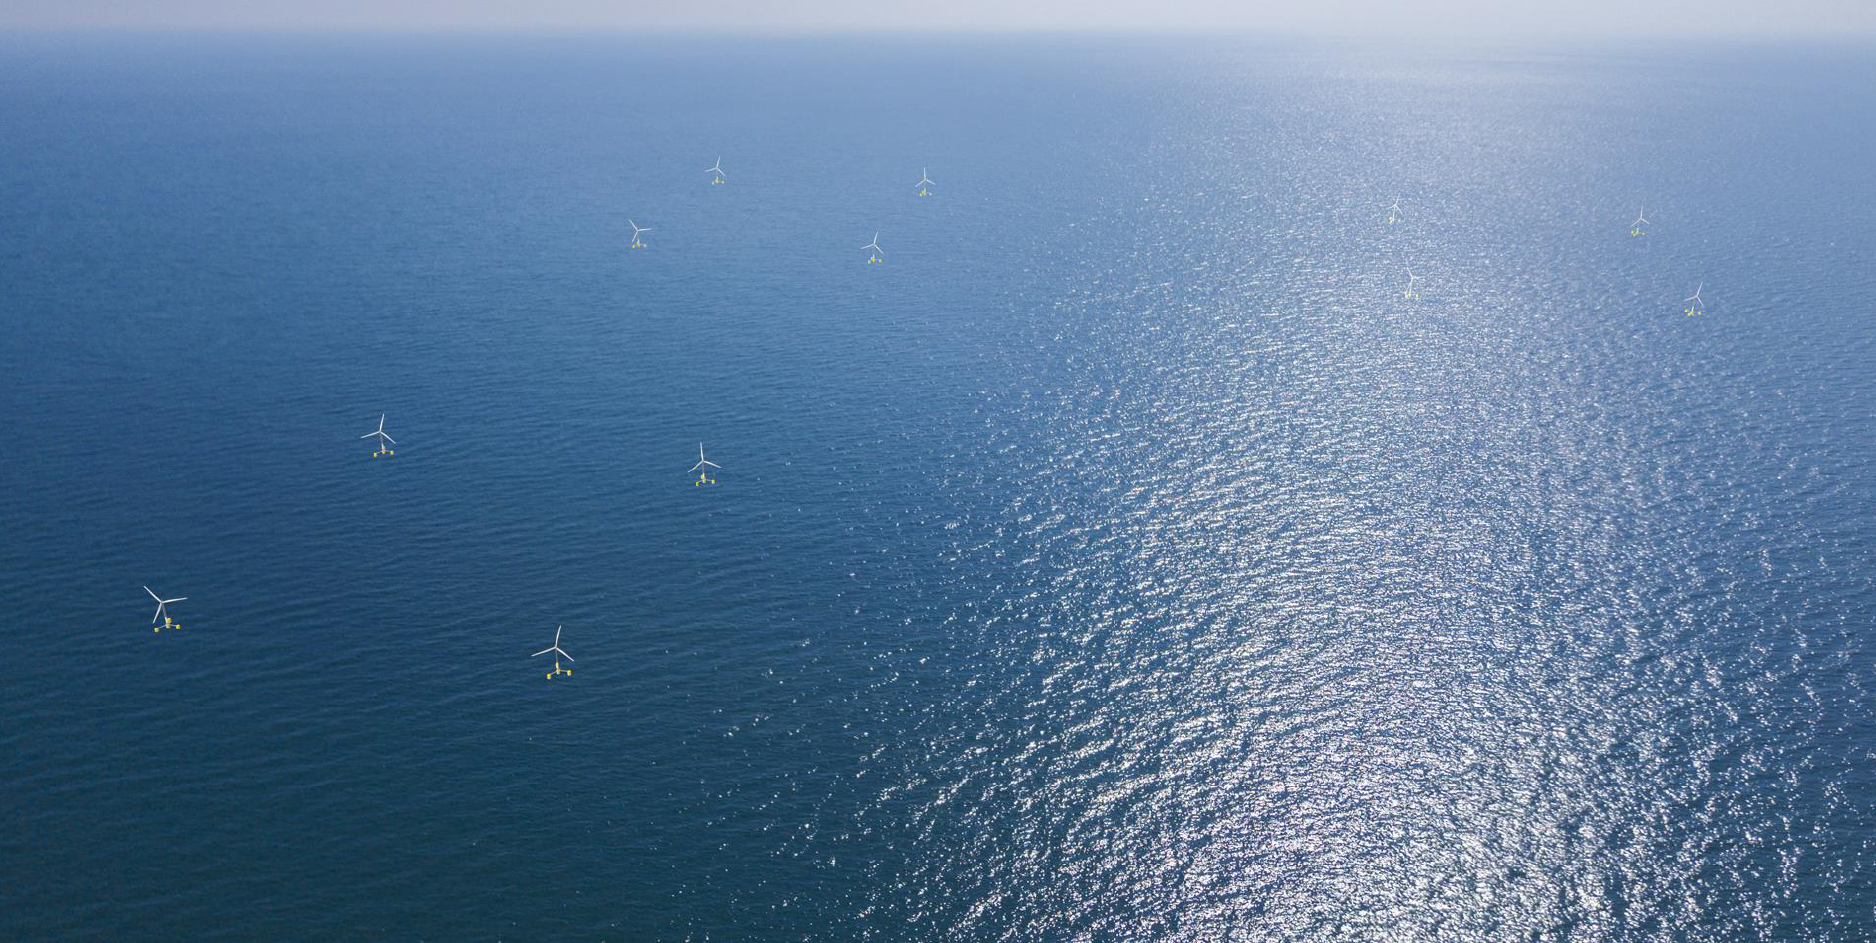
[361,413,396,445]
[532,625,574,662]
[144,585,186,624]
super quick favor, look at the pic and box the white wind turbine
[1683,282,1704,316]
[916,169,934,196]
[863,233,883,264]
[361,413,396,457]
[144,585,186,632]
[630,220,651,249]
[1403,267,1423,299]
[1631,207,1649,236]
[533,625,574,679]
[707,157,726,185]
[690,443,721,486]
[1388,199,1401,224]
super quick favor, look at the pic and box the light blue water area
[2,33,1874,941]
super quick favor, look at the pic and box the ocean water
[2,33,1874,941]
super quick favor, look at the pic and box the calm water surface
[2,34,1874,941]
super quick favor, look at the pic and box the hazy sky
[3,0,1874,38]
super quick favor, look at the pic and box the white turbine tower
[863,233,883,264]
[533,625,574,679]
[362,413,396,457]
[1388,199,1401,224]
[1683,282,1704,316]
[630,220,651,249]
[690,443,721,486]
[1403,267,1423,300]
[917,168,934,197]
[707,157,726,185]
[1631,207,1649,236]
[144,585,186,633]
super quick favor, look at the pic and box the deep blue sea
[2,33,1874,941]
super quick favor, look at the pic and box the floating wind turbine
[863,233,883,264]
[1683,282,1704,316]
[361,413,396,457]
[533,625,574,679]
[144,585,186,632]
[707,157,726,185]
[629,219,651,249]
[916,169,934,197]
[1631,207,1649,236]
[690,443,721,486]
[1403,267,1423,300]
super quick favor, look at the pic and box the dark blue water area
[1,33,1874,941]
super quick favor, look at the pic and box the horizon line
[4,24,1875,42]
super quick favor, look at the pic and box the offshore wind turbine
[916,168,935,197]
[1683,282,1704,316]
[533,625,574,679]
[361,413,396,457]
[1403,267,1423,300]
[1631,207,1649,236]
[1387,199,1401,224]
[144,585,186,633]
[629,220,651,249]
[707,157,726,185]
[863,233,883,264]
[690,443,721,486]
